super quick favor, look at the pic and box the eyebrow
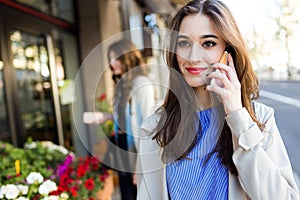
[177,34,219,40]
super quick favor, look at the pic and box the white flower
[0,186,4,199]
[24,142,37,149]
[26,172,44,184]
[17,185,28,195]
[38,180,57,195]
[60,192,69,199]
[41,195,60,200]
[56,145,69,155]
[41,141,69,155]
[16,197,30,200]
[41,141,53,148]
[2,184,19,199]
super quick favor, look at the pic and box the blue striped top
[166,108,228,199]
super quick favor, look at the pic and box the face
[176,13,226,87]
[109,51,123,75]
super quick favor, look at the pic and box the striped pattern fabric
[166,108,228,200]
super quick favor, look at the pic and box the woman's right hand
[206,54,243,115]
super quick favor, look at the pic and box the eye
[110,57,119,63]
[177,39,191,48]
[202,40,216,48]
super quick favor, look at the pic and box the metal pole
[46,34,65,146]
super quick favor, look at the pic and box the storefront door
[0,4,78,149]
[9,30,62,144]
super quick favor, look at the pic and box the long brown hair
[107,39,147,100]
[154,0,263,175]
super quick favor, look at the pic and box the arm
[131,76,156,145]
[226,105,299,200]
[83,111,113,124]
[130,76,156,185]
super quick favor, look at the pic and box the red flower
[91,162,99,170]
[60,173,71,185]
[88,156,99,163]
[56,185,67,193]
[77,163,88,177]
[84,178,95,190]
[98,93,106,102]
[70,187,78,197]
[49,190,59,196]
[54,155,109,198]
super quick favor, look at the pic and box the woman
[136,0,299,199]
[96,39,156,200]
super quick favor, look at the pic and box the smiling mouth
[186,67,206,74]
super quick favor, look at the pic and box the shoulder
[140,109,163,137]
[133,75,152,85]
[252,101,274,123]
[132,76,154,92]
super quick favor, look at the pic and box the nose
[189,43,203,63]
[110,60,117,69]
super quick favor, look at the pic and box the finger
[208,70,230,88]
[211,54,234,72]
[206,84,227,99]
[210,63,234,82]
[211,54,238,84]
[211,63,229,72]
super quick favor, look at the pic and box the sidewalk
[112,185,121,200]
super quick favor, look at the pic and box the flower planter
[96,171,114,200]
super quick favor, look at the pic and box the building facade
[0,0,183,155]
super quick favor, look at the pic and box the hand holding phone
[210,51,228,88]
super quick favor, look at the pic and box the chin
[185,78,207,88]
[187,82,206,88]
[114,72,121,76]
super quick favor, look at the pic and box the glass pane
[14,0,75,23]
[53,30,79,151]
[0,57,10,142]
[10,30,58,143]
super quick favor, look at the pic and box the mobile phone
[219,50,228,65]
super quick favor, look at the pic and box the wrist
[226,104,243,116]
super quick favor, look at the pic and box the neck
[194,86,215,111]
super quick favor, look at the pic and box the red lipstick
[186,67,206,74]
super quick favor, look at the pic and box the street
[256,80,300,185]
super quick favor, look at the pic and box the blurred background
[0,0,299,195]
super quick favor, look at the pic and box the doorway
[0,4,79,150]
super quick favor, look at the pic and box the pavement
[112,185,121,200]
